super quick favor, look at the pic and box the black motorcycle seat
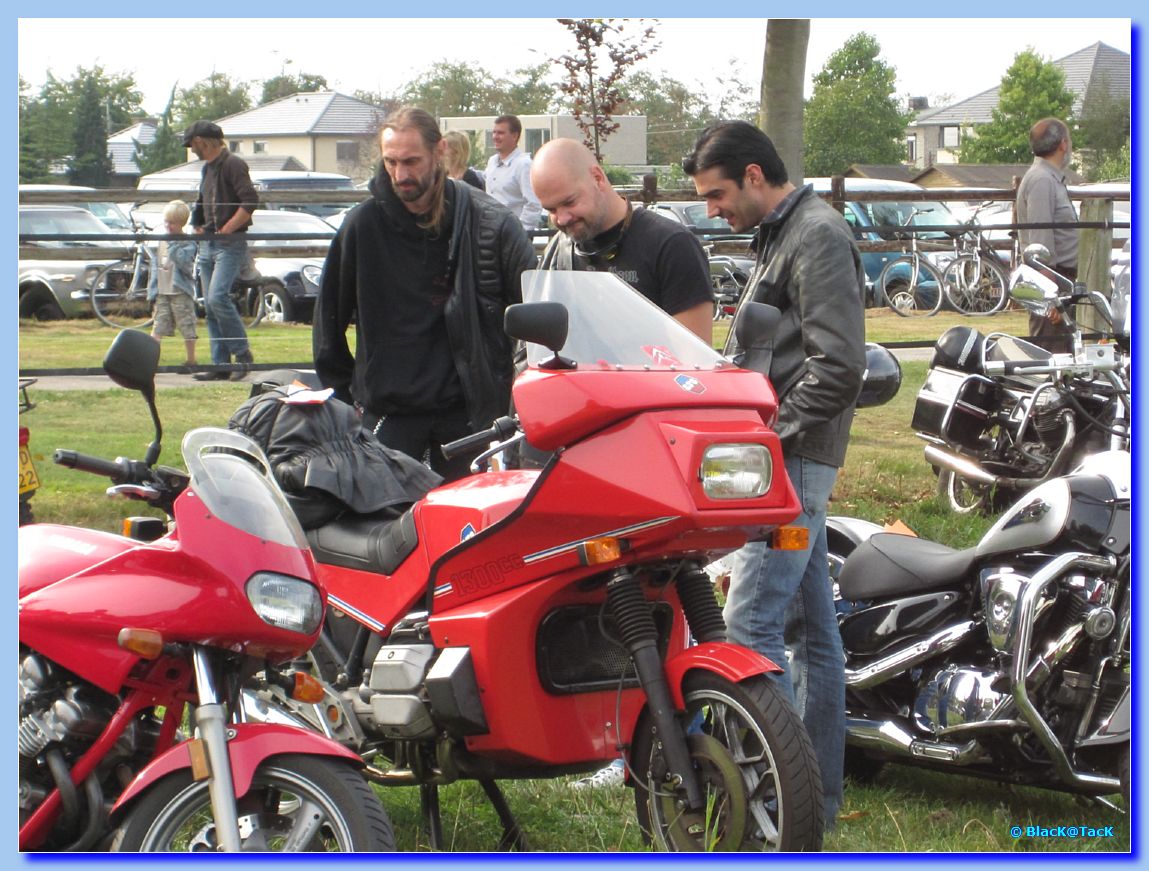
[306,505,418,576]
[838,533,977,601]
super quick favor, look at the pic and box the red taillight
[19,426,30,447]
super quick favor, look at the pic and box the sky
[16,16,1134,120]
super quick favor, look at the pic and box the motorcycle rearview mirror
[103,330,164,465]
[1008,262,1060,316]
[731,302,781,375]
[1022,243,1077,295]
[504,302,576,370]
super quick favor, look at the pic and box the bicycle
[92,234,267,330]
[875,207,944,317]
[939,201,1010,315]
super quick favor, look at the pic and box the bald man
[531,138,714,342]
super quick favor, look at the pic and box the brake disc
[655,733,748,850]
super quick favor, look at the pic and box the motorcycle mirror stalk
[103,330,164,466]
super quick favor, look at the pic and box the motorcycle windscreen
[520,269,725,371]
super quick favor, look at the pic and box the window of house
[253,141,268,154]
[336,140,359,162]
[942,126,960,149]
[906,136,917,162]
[524,128,551,154]
[229,141,241,153]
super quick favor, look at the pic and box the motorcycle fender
[664,642,782,709]
[110,723,362,817]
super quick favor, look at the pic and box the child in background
[150,200,199,373]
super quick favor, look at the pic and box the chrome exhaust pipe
[924,445,998,487]
[846,717,982,764]
[845,620,975,689]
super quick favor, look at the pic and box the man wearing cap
[184,120,259,381]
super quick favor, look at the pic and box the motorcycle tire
[937,469,1004,515]
[112,754,394,852]
[630,672,823,852]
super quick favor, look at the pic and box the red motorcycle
[18,330,394,852]
[245,270,824,851]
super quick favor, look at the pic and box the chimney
[908,96,930,112]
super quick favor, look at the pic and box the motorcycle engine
[1031,390,1071,445]
[353,643,438,740]
[913,664,1009,736]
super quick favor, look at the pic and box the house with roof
[108,119,157,185]
[207,91,388,182]
[909,163,1084,189]
[905,41,1130,169]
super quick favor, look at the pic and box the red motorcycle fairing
[512,366,782,452]
[20,491,322,696]
[428,575,690,766]
[110,723,364,816]
[663,642,784,709]
[17,524,138,598]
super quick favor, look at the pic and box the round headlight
[700,444,772,499]
[246,573,323,635]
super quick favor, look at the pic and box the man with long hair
[313,107,536,480]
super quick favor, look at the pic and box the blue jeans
[723,454,844,823]
[197,237,251,365]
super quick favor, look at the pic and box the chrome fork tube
[192,646,244,852]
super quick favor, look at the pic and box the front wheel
[92,259,155,329]
[941,254,1009,315]
[878,256,943,318]
[112,754,394,852]
[630,672,823,851]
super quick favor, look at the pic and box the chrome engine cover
[914,664,1009,736]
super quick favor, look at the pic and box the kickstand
[419,783,444,851]
[479,779,527,851]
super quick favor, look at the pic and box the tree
[761,19,809,183]
[803,32,910,177]
[136,84,189,175]
[260,72,329,105]
[959,49,1075,164]
[1075,74,1130,181]
[68,71,114,186]
[551,18,660,161]
[618,70,711,166]
[171,73,252,128]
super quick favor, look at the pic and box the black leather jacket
[314,177,536,432]
[728,185,866,467]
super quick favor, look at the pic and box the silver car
[19,206,131,319]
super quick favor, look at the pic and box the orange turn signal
[291,672,327,704]
[117,628,164,659]
[772,526,809,551]
[580,537,623,565]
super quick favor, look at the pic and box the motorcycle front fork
[605,564,726,812]
[191,646,244,852]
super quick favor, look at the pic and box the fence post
[1076,198,1113,332]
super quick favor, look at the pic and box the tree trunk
[760,19,810,185]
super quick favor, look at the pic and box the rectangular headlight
[700,444,772,499]
[246,573,323,635]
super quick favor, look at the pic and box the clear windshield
[181,428,310,550]
[520,269,727,371]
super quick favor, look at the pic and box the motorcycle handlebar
[53,449,135,482]
[441,416,519,461]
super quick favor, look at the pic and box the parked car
[18,184,134,233]
[136,169,358,220]
[247,210,335,323]
[646,200,750,240]
[19,205,131,319]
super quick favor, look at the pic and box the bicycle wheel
[91,258,155,329]
[877,256,943,318]
[230,280,266,329]
[941,254,1009,316]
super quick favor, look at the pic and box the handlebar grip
[53,449,130,481]
[440,416,518,461]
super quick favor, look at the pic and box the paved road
[27,347,935,392]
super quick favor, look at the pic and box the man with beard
[313,107,536,480]
[530,138,714,342]
[683,120,866,826]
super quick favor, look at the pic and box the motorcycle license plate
[19,444,40,495]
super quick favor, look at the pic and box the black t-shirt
[546,207,713,315]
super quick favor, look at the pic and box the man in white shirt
[484,114,543,232]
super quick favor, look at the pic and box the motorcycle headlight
[246,573,323,635]
[699,444,772,500]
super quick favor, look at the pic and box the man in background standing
[184,120,258,382]
[1016,117,1078,353]
[485,114,543,233]
[683,120,867,827]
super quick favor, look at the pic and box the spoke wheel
[942,255,1008,315]
[112,755,394,852]
[92,259,155,329]
[631,672,823,852]
[937,468,993,514]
